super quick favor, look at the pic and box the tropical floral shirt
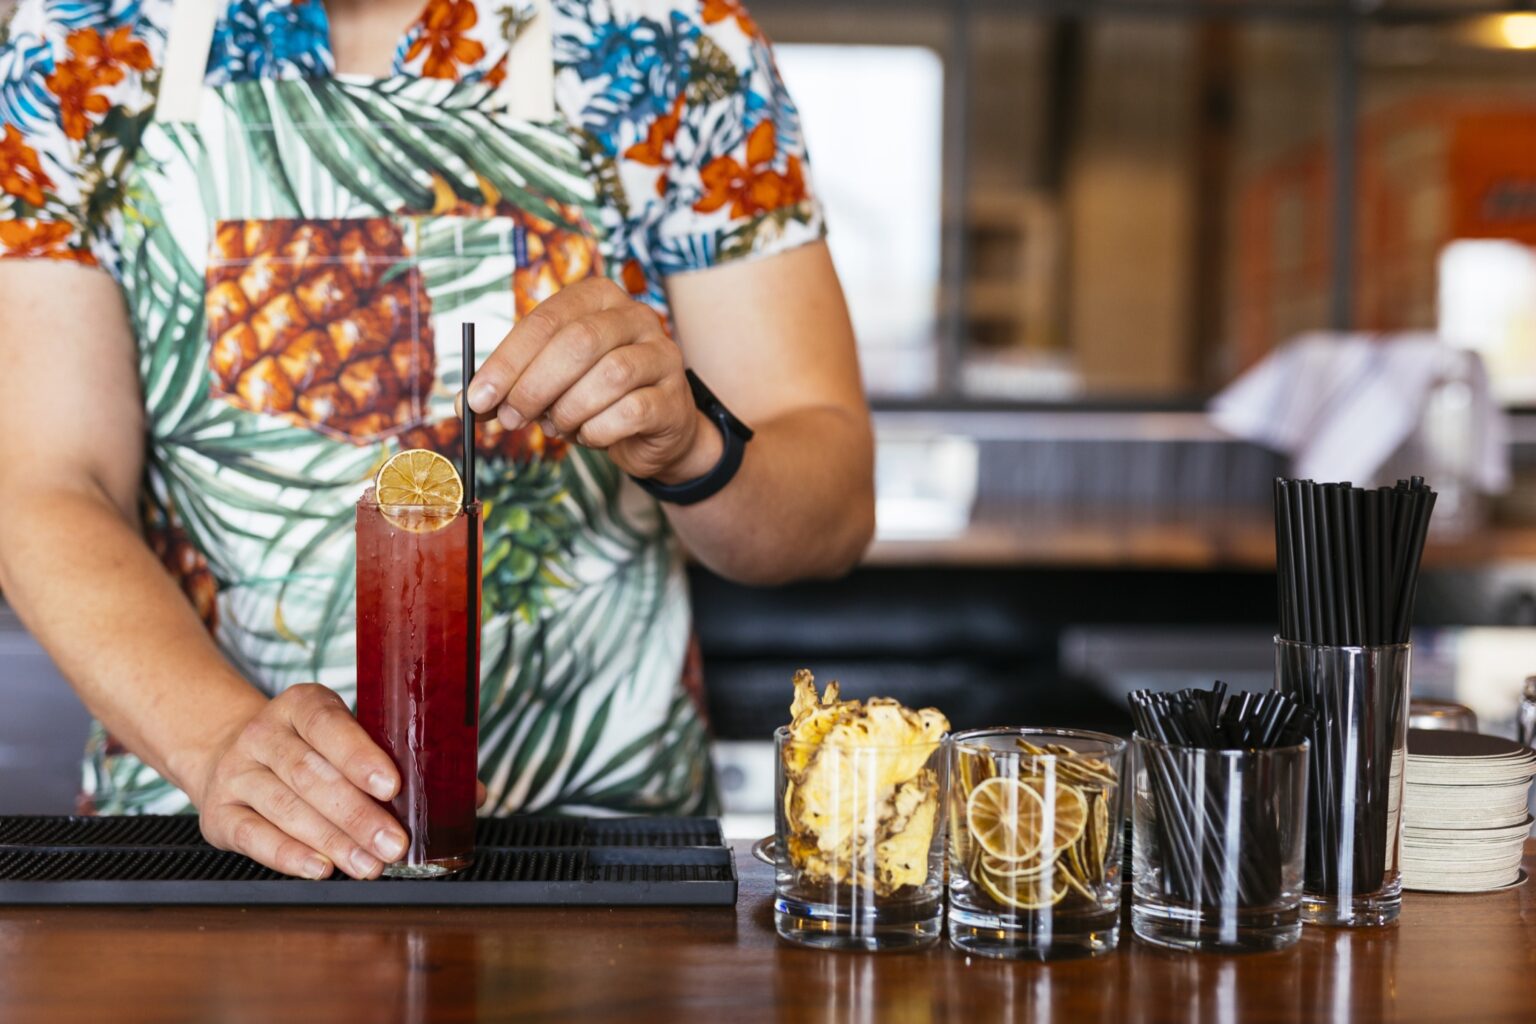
[0,0,823,817]
[0,0,823,310]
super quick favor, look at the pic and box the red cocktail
[355,489,481,877]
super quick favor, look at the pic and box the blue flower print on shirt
[41,0,144,33]
[0,31,58,133]
[561,11,695,156]
[206,0,332,84]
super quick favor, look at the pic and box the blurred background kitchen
[7,0,1536,837]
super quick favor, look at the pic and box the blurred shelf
[872,406,1229,437]
[754,0,1531,21]
[866,510,1536,570]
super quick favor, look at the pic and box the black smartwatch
[632,370,753,506]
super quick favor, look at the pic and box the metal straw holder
[1274,638,1410,928]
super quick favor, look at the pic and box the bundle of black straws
[1130,683,1313,909]
[1273,477,1436,646]
[1273,477,1433,899]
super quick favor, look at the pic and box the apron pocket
[204,215,526,446]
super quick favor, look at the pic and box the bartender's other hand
[466,279,714,483]
[195,683,408,881]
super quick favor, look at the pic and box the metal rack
[0,815,738,906]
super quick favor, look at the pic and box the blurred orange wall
[1235,102,1536,368]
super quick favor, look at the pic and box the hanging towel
[1210,332,1509,493]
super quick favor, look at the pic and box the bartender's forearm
[660,242,875,584]
[658,403,874,585]
[0,486,265,802]
[0,262,266,805]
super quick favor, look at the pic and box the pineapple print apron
[83,0,711,817]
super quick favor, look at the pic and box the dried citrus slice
[981,849,1052,879]
[1057,858,1096,902]
[1087,791,1110,875]
[375,449,463,532]
[1020,739,1119,787]
[966,777,1045,863]
[957,752,995,796]
[376,448,463,506]
[977,864,1069,910]
[1022,777,1089,852]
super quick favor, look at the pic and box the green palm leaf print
[90,74,708,820]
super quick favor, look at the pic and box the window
[755,0,1536,404]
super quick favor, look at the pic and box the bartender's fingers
[573,386,697,480]
[498,303,662,431]
[258,725,407,865]
[209,805,333,881]
[281,684,399,802]
[466,278,631,417]
[545,339,674,438]
[573,382,690,453]
[477,780,489,808]
[235,768,384,880]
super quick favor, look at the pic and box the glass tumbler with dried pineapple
[758,671,950,952]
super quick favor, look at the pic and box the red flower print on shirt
[694,120,807,219]
[621,259,647,295]
[624,95,685,197]
[701,0,758,38]
[44,26,153,141]
[72,23,153,71]
[45,62,111,141]
[485,55,507,87]
[0,220,97,264]
[0,125,55,207]
[405,0,487,81]
[625,97,684,167]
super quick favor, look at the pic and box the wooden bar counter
[1,841,1532,1022]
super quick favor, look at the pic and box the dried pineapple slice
[780,671,950,896]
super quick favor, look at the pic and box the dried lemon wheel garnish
[375,449,463,532]
[977,865,1069,910]
[981,850,1052,879]
[1023,777,1089,852]
[966,777,1046,863]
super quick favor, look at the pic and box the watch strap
[632,371,752,506]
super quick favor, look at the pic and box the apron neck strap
[498,0,556,121]
[155,0,221,124]
[154,0,557,125]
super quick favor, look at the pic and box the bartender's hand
[466,279,720,485]
[467,242,872,585]
[194,684,409,881]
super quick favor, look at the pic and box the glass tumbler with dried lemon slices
[356,448,482,877]
[947,728,1127,959]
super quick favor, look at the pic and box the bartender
[0,0,871,881]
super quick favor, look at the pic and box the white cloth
[1210,332,1509,493]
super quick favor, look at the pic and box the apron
[83,0,711,817]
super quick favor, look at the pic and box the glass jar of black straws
[1275,640,1410,927]
[1273,478,1433,928]
[1129,685,1311,953]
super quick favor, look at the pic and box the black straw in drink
[462,323,480,729]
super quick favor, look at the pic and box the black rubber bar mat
[0,815,736,906]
